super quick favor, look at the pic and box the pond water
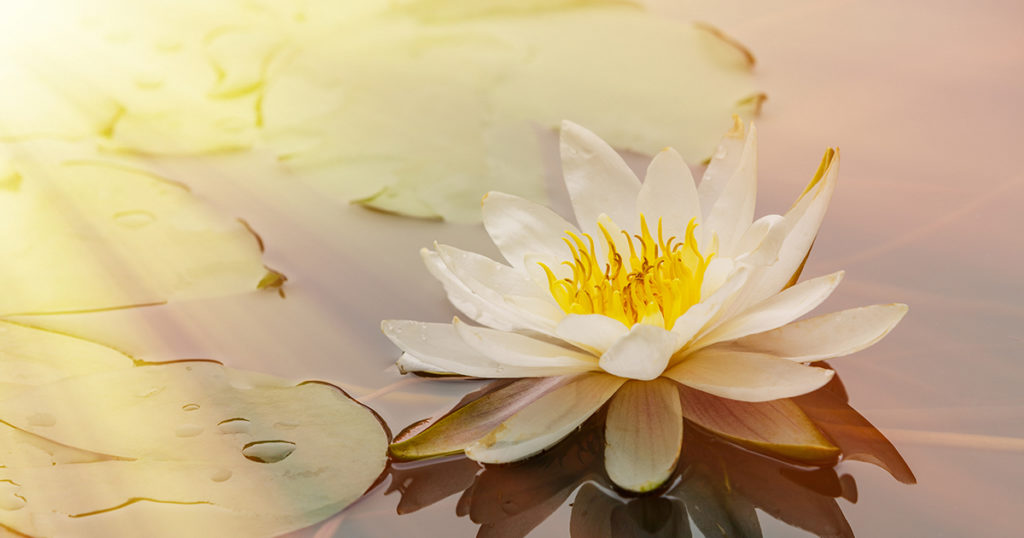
[3,0,1022,536]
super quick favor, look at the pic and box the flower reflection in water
[385,374,913,537]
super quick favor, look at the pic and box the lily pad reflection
[384,375,913,537]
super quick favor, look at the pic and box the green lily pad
[0,358,388,537]
[0,152,279,315]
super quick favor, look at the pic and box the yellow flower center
[540,215,713,330]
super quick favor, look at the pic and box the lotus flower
[382,119,907,493]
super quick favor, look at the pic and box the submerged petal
[559,121,641,235]
[465,373,625,463]
[729,303,909,362]
[604,379,683,492]
[664,348,834,402]
[677,385,839,463]
[390,376,572,460]
[599,324,685,381]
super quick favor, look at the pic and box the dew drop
[217,418,251,435]
[175,424,203,438]
[27,413,56,427]
[209,469,233,482]
[713,145,727,159]
[113,210,156,229]
[182,403,200,412]
[242,440,296,463]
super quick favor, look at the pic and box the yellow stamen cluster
[540,215,712,330]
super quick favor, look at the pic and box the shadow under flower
[385,373,913,538]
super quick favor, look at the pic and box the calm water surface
[10,0,1022,536]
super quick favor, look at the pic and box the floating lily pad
[0,153,280,315]
[0,359,388,537]
[266,3,760,221]
[3,0,759,221]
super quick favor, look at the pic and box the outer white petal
[745,150,840,306]
[465,373,625,463]
[481,191,579,269]
[663,348,835,402]
[559,121,641,235]
[382,320,583,378]
[599,324,685,381]
[700,123,758,256]
[427,247,559,335]
[694,270,844,350]
[728,303,909,362]
[452,318,599,371]
[555,314,629,355]
[421,248,526,332]
[435,244,548,299]
[604,379,683,493]
[635,147,700,235]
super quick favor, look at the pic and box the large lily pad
[0,151,279,315]
[2,0,759,221]
[0,358,388,537]
[266,3,761,221]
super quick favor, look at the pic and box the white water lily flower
[383,119,907,493]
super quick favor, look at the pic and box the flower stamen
[540,215,712,329]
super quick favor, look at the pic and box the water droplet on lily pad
[217,418,251,435]
[242,440,296,463]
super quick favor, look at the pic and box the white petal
[635,147,700,235]
[700,123,758,256]
[746,149,840,305]
[435,244,547,299]
[555,314,630,355]
[694,270,844,349]
[604,379,683,493]
[733,214,785,265]
[465,373,625,463]
[728,303,909,362]
[697,119,748,221]
[599,324,685,381]
[559,121,640,235]
[426,247,559,335]
[452,318,599,371]
[699,256,736,299]
[672,264,750,343]
[481,191,579,269]
[421,248,524,332]
[663,348,835,402]
[382,320,581,378]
